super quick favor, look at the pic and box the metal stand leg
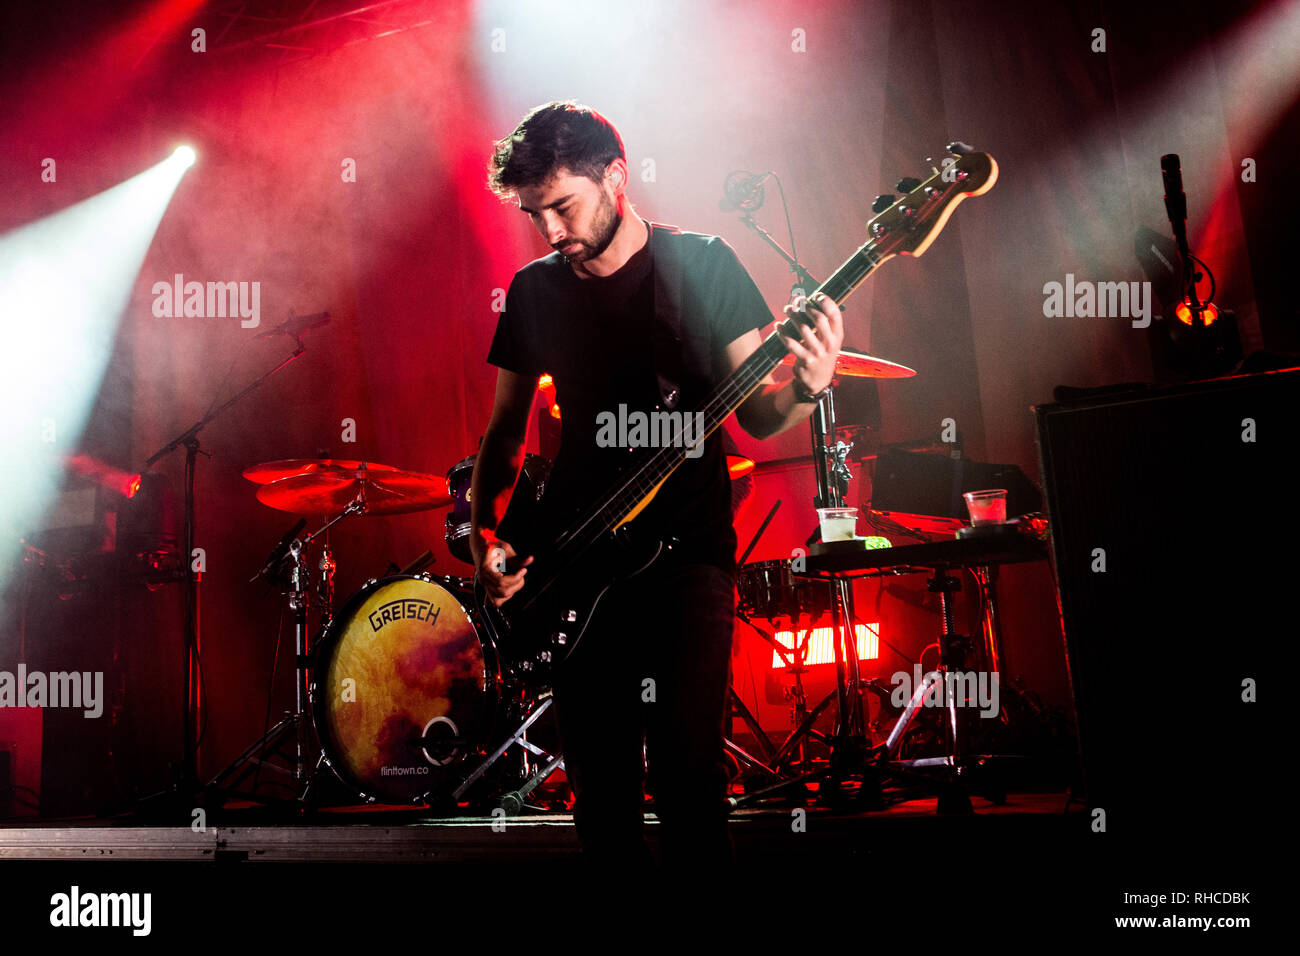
[450,695,563,809]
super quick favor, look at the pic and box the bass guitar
[477,144,998,671]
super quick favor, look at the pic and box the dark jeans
[552,559,735,867]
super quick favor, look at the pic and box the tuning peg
[947,141,974,156]
[872,194,896,213]
[895,177,922,193]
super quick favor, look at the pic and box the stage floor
[0,790,1077,863]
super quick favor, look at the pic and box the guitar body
[476,523,667,674]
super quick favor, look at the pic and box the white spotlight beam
[0,150,193,597]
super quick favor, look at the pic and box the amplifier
[1035,368,1291,849]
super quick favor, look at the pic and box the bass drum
[311,575,497,804]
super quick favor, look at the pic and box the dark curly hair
[487,100,625,199]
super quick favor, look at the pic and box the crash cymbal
[255,467,453,516]
[780,348,916,379]
[242,458,399,484]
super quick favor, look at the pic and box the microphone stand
[143,338,307,802]
[732,211,878,807]
[738,210,819,293]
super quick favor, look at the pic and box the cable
[1185,254,1217,307]
[772,173,798,276]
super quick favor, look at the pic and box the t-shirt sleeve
[701,237,772,353]
[486,275,545,376]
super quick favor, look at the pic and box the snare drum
[311,574,498,804]
[736,559,830,621]
[444,453,550,564]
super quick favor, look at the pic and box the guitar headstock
[865,145,997,259]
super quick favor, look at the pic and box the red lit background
[1,0,1295,786]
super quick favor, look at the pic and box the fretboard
[549,238,882,563]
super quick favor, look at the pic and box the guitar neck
[563,240,884,547]
[520,147,994,614]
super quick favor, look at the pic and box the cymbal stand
[207,497,363,803]
[731,212,878,807]
[728,609,837,779]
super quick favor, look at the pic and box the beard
[559,188,621,262]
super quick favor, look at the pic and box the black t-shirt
[487,222,770,570]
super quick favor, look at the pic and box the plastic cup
[817,507,859,542]
[963,489,1008,526]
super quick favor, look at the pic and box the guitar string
[544,243,880,568]
[548,328,786,561]
[509,162,992,614]
[589,244,878,530]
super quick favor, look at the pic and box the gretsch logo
[369,599,440,632]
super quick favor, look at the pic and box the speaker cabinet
[1035,369,1290,851]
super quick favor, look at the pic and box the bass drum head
[312,575,495,804]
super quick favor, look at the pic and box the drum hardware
[310,572,558,808]
[448,693,564,815]
[317,537,336,624]
[727,504,838,790]
[726,212,927,810]
[217,453,455,803]
[798,534,1051,812]
[210,454,564,813]
[209,497,366,802]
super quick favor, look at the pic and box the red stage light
[1174,299,1219,326]
[65,453,145,499]
[771,623,879,667]
[538,372,561,419]
[727,455,756,479]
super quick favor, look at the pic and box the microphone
[719,171,773,211]
[1160,154,1189,259]
[255,310,331,340]
[249,518,306,582]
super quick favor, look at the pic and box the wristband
[791,378,831,404]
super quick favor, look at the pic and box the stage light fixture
[0,149,194,606]
[772,623,879,668]
[1175,298,1219,327]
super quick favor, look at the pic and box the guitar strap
[647,221,711,411]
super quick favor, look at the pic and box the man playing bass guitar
[472,100,843,866]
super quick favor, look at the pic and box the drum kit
[209,452,563,813]
[208,340,915,815]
